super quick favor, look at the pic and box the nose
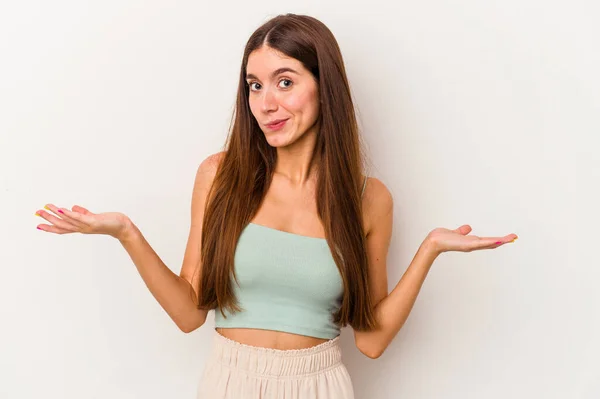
[261,87,278,113]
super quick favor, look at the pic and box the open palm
[428,224,517,254]
[35,203,129,239]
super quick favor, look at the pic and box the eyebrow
[246,67,300,81]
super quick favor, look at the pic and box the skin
[35,45,518,357]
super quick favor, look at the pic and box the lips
[266,118,289,127]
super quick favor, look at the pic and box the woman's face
[245,45,320,148]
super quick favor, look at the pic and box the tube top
[214,222,343,339]
[214,175,368,340]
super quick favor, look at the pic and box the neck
[274,127,320,185]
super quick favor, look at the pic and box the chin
[265,136,293,148]
[263,130,297,148]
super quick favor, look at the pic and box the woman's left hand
[427,225,517,255]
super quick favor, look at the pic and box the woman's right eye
[249,82,261,91]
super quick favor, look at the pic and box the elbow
[177,313,207,334]
[360,346,384,359]
[357,338,385,359]
[179,323,199,334]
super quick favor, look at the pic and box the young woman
[35,13,517,399]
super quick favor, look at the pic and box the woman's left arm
[355,179,517,359]
[354,226,438,359]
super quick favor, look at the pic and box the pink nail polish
[57,209,64,213]
[37,226,41,230]
[495,241,502,244]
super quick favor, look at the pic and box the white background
[1,1,598,398]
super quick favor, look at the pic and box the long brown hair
[196,13,378,332]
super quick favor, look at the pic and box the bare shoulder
[193,151,226,191]
[180,150,226,288]
[188,151,226,229]
[197,150,226,177]
[362,176,394,236]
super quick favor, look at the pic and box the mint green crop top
[214,175,368,340]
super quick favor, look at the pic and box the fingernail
[35,211,41,216]
[57,209,64,214]
[509,237,518,243]
[37,226,41,230]
[495,241,502,244]
[44,205,51,211]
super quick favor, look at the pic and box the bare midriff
[215,327,329,350]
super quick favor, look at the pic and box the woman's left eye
[279,79,293,88]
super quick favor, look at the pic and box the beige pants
[196,329,355,398]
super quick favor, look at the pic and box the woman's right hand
[35,204,132,240]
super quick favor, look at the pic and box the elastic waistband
[209,329,343,378]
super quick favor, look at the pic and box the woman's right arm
[118,222,205,333]
[37,152,224,332]
[118,151,225,333]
